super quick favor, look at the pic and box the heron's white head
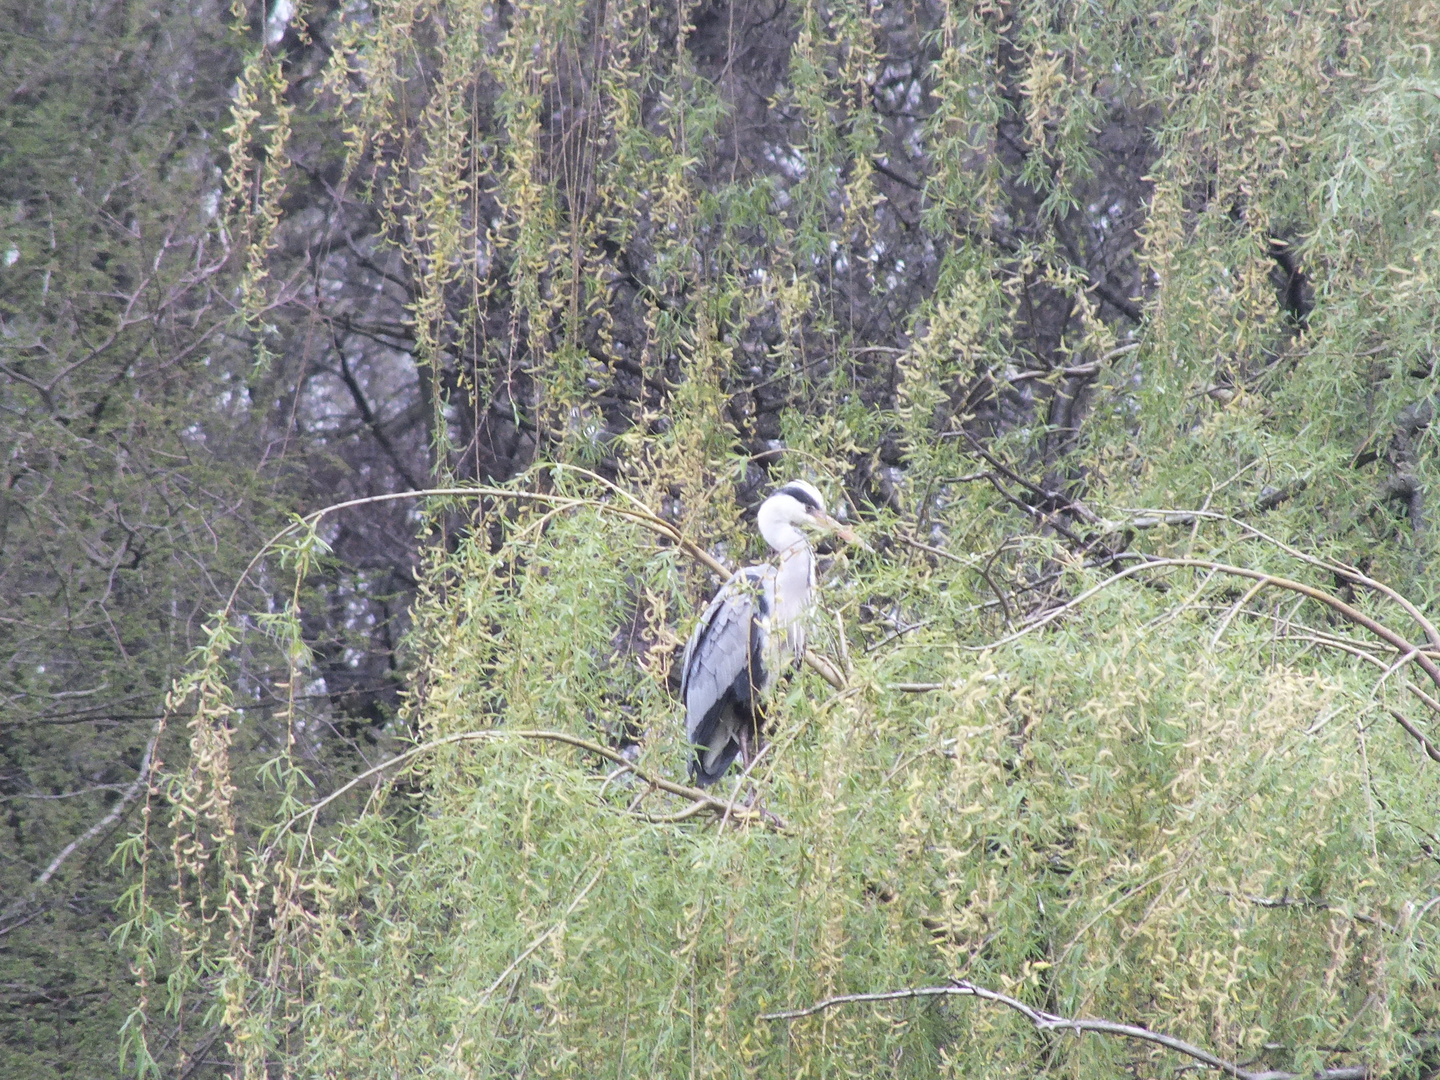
[756,480,862,552]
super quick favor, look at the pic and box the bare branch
[0,784,131,802]
[33,721,160,887]
[1117,508,1440,652]
[327,325,426,491]
[1215,889,1397,934]
[760,979,1365,1080]
[0,719,164,938]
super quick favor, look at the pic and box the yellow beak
[815,512,871,552]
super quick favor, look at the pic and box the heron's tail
[690,738,740,787]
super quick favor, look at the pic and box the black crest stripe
[775,484,821,510]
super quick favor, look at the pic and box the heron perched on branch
[680,481,861,786]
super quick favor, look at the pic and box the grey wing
[681,568,770,748]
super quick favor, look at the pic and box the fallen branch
[759,979,1365,1080]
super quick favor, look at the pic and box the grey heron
[680,481,860,786]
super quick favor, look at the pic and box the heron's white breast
[772,543,815,661]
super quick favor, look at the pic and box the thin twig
[834,609,852,679]
[437,859,610,1068]
[894,532,978,566]
[720,740,774,835]
[759,979,1366,1080]
[478,861,608,1005]
[634,801,713,824]
[1210,579,1267,649]
[864,617,937,653]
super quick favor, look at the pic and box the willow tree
[121,0,1440,1077]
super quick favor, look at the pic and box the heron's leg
[737,720,766,808]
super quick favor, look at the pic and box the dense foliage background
[4,0,1440,1076]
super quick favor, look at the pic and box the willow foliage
[122,0,1440,1077]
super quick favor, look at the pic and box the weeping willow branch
[260,728,783,863]
[1159,601,1440,726]
[1117,509,1440,652]
[759,980,1367,1080]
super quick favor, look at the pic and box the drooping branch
[759,980,1366,1080]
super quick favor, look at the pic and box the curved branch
[970,557,1440,693]
[760,980,1365,1080]
[217,476,848,689]
[1117,509,1440,652]
[965,555,1440,766]
[259,727,784,863]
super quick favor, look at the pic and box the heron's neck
[774,538,814,579]
[760,523,806,551]
[757,501,808,552]
[762,524,814,608]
